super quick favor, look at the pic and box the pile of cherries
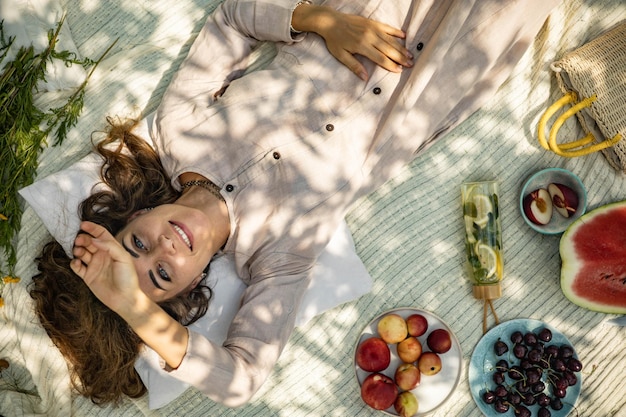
[481,327,582,417]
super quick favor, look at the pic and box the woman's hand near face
[71,221,143,314]
[291,4,413,81]
[71,221,190,369]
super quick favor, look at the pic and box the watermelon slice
[560,200,626,314]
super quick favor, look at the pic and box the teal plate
[469,318,582,416]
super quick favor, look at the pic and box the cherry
[494,399,509,413]
[528,349,542,363]
[550,397,563,410]
[483,390,496,404]
[553,387,567,398]
[522,392,536,406]
[494,340,508,356]
[531,381,546,394]
[514,405,531,417]
[507,391,522,406]
[493,371,505,385]
[508,366,524,381]
[525,368,541,384]
[567,358,583,372]
[494,385,508,397]
[553,377,568,391]
[538,328,553,342]
[551,358,566,372]
[564,370,578,386]
[495,359,509,372]
[513,343,528,359]
[516,380,531,394]
[510,331,523,344]
[536,392,550,407]
[544,345,559,358]
[523,332,538,346]
[538,407,552,417]
[559,345,574,359]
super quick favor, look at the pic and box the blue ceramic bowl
[519,168,587,234]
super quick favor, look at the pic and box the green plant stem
[0,15,115,276]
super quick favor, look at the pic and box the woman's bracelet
[290,0,312,35]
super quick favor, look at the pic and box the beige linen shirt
[151,0,557,407]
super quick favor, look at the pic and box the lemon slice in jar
[475,243,498,278]
[472,194,493,228]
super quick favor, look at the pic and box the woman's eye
[133,235,146,251]
[158,265,171,282]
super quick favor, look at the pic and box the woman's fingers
[79,220,111,240]
[318,11,413,80]
[69,257,86,277]
[71,221,126,279]
[358,24,412,71]
[333,49,369,81]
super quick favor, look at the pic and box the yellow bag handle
[537,91,622,157]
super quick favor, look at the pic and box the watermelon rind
[560,200,626,314]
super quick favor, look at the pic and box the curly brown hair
[30,118,213,405]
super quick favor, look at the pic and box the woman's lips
[170,221,193,250]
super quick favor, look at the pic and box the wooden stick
[488,299,500,325]
[483,300,488,334]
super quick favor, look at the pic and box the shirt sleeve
[161,0,305,105]
[161,253,313,407]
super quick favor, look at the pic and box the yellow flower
[0,213,7,221]
[3,276,20,284]
[0,297,4,308]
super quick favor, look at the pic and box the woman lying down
[30,0,557,408]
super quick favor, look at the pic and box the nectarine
[397,336,422,363]
[406,314,428,337]
[418,352,442,376]
[394,391,419,417]
[355,337,391,372]
[427,328,452,354]
[360,372,398,411]
[377,313,408,344]
[394,363,421,391]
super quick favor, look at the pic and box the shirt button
[225,184,234,192]
[373,87,381,95]
[325,124,334,132]
[273,151,281,159]
[416,42,424,51]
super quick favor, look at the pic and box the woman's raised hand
[71,221,143,313]
[291,4,413,81]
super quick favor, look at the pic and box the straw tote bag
[537,20,626,172]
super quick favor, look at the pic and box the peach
[394,362,421,391]
[397,336,422,363]
[360,372,398,411]
[355,337,391,372]
[394,391,419,417]
[406,313,428,337]
[377,313,408,344]
[427,328,452,354]
[418,351,442,376]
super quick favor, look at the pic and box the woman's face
[115,204,218,302]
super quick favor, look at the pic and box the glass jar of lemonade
[461,181,503,300]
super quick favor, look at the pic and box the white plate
[469,318,582,416]
[354,308,463,415]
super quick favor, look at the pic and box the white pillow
[19,117,373,409]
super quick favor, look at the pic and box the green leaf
[0,17,114,276]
